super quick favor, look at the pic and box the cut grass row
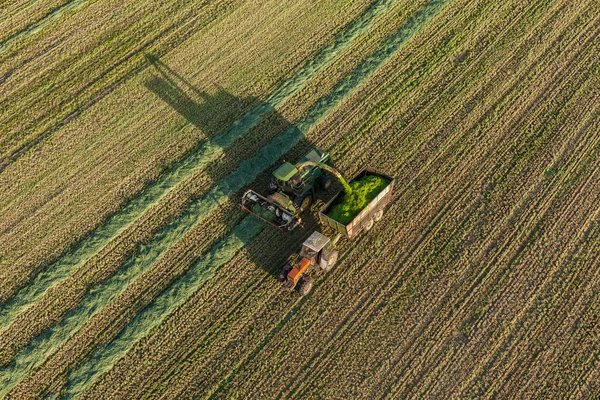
[0,0,381,299]
[77,0,560,394]
[0,0,242,280]
[79,0,600,396]
[0,0,79,46]
[0,0,397,330]
[5,1,454,396]
[0,0,404,369]
[0,0,375,274]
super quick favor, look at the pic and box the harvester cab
[241,148,334,230]
[279,231,339,296]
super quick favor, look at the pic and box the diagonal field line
[58,0,452,396]
[0,0,398,332]
[0,0,91,56]
[62,215,264,398]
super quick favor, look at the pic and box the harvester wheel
[319,175,333,190]
[374,209,384,222]
[324,250,338,272]
[298,278,314,296]
[294,193,313,211]
[364,218,374,231]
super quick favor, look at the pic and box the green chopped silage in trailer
[327,175,390,225]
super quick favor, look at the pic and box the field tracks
[92,0,540,394]
[204,0,596,396]
[0,0,396,310]
[26,0,454,395]
[0,0,397,335]
[62,215,266,398]
[370,23,600,398]
[0,0,422,394]
[1,0,597,396]
[0,0,90,55]
[4,0,455,396]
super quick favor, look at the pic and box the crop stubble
[1,0,598,397]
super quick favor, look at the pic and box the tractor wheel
[294,193,313,211]
[323,250,338,272]
[279,264,292,282]
[374,209,384,222]
[318,175,333,190]
[298,278,314,296]
[364,218,374,231]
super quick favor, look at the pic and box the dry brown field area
[0,0,598,398]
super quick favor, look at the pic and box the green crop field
[0,0,598,398]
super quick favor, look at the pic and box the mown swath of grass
[62,216,265,398]
[0,0,396,326]
[0,0,448,394]
[0,0,90,55]
[59,0,450,394]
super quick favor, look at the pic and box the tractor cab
[300,230,331,265]
[280,231,339,296]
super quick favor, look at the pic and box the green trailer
[318,167,394,239]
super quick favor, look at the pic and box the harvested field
[1,0,598,398]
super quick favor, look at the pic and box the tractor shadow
[144,54,342,281]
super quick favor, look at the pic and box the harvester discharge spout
[295,161,353,194]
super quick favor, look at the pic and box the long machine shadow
[144,55,340,282]
[145,54,254,138]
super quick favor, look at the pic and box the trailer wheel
[294,193,313,211]
[364,218,374,231]
[298,278,314,296]
[374,209,384,222]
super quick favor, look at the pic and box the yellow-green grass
[2,0,599,397]
[0,0,377,296]
[77,0,600,398]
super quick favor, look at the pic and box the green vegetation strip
[328,175,390,225]
[0,0,396,326]
[62,216,265,398]
[56,0,449,395]
[0,0,91,55]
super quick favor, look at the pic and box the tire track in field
[385,94,600,398]
[366,46,600,396]
[0,0,90,56]
[110,0,560,394]
[245,11,600,396]
[427,112,600,399]
[0,0,396,326]
[36,1,453,396]
[4,0,451,396]
[483,204,600,398]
